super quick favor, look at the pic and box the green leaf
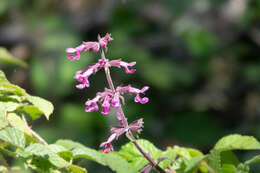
[71,145,136,173]
[184,155,206,172]
[221,151,239,166]
[103,152,136,173]
[55,139,85,150]
[26,95,54,120]
[0,71,8,83]
[0,101,20,112]
[47,144,68,153]
[72,147,105,165]
[7,113,31,136]
[235,164,249,173]
[245,155,260,165]
[208,149,221,173]
[173,146,192,160]
[158,147,176,169]
[119,139,162,171]
[68,165,87,173]
[214,134,260,151]
[0,82,27,96]
[0,47,27,67]
[21,105,43,120]
[0,106,8,129]
[222,164,236,173]
[24,143,70,168]
[0,127,25,148]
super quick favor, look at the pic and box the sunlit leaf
[25,143,70,168]
[0,127,25,148]
[26,95,54,120]
[7,113,31,136]
[214,134,260,151]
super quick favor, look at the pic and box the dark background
[0,0,260,172]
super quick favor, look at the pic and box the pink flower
[128,118,144,134]
[98,33,113,50]
[100,133,117,153]
[75,59,106,89]
[66,33,113,60]
[102,143,114,153]
[101,94,112,115]
[117,85,149,104]
[85,95,101,112]
[111,92,120,109]
[108,59,136,74]
[66,44,87,60]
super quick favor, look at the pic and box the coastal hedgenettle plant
[66,34,166,172]
[0,37,260,173]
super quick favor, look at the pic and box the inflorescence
[66,34,149,153]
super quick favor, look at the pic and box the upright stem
[100,49,166,173]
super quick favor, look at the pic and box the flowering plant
[66,33,166,172]
[0,40,260,173]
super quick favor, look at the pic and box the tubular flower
[100,115,143,153]
[100,133,116,153]
[66,42,100,60]
[111,91,120,109]
[84,88,120,115]
[66,33,113,61]
[117,85,149,104]
[108,59,136,74]
[75,59,106,89]
[66,44,87,60]
[101,94,113,115]
[98,33,113,50]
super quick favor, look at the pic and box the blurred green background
[0,0,260,172]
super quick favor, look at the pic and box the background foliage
[0,0,260,172]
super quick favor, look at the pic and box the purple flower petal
[101,94,112,115]
[111,92,120,109]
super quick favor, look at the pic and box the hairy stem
[22,115,48,145]
[100,49,166,173]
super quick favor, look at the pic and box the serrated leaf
[7,113,31,136]
[22,105,43,120]
[103,152,136,173]
[245,155,260,165]
[72,147,105,165]
[0,83,26,96]
[25,143,70,168]
[222,164,236,173]
[173,146,192,160]
[70,144,135,173]
[235,164,249,173]
[0,127,25,148]
[214,134,260,151]
[55,139,85,150]
[119,139,162,171]
[47,144,68,153]
[184,155,206,172]
[0,101,20,112]
[68,165,87,173]
[26,95,54,120]
[158,147,176,169]
[0,71,26,96]
[0,47,27,67]
[208,149,221,173]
